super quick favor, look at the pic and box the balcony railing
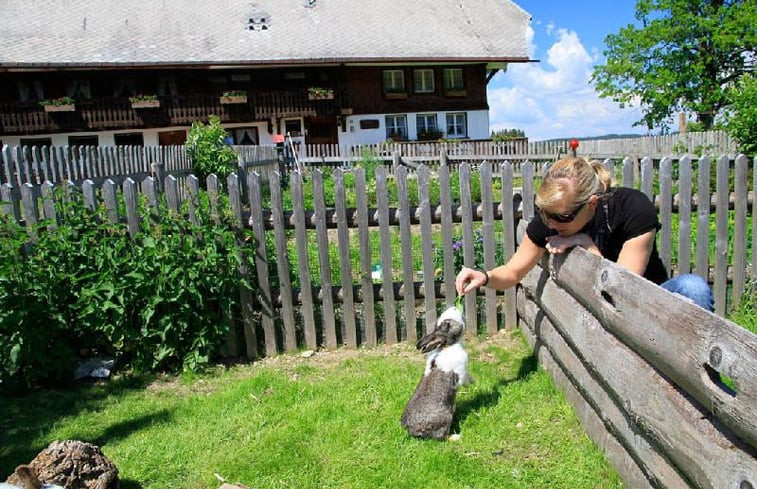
[0,90,350,135]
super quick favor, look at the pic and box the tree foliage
[591,0,757,131]
[723,72,757,154]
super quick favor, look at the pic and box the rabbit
[401,306,473,440]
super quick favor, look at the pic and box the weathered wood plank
[517,289,669,489]
[500,161,517,330]
[291,171,317,350]
[659,157,673,274]
[312,170,338,349]
[459,163,476,337]
[229,173,258,359]
[480,162,497,334]
[269,172,297,352]
[396,165,416,341]
[354,168,377,347]
[40,181,56,231]
[439,164,456,307]
[123,178,140,238]
[334,169,357,348]
[732,155,748,307]
[247,171,277,357]
[102,179,118,224]
[418,165,437,330]
[376,165,397,344]
[714,155,730,314]
[678,156,693,274]
[546,247,757,451]
[695,156,711,281]
[520,264,757,489]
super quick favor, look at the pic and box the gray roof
[0,0,532,68]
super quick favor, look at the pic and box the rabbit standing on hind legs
[401,306,473,440]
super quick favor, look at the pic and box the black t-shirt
[526,187,668,284]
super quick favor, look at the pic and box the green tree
[186,115,238,184]
[723,72,757,155]
[591,0,757,131]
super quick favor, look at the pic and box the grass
[1,331,623,489]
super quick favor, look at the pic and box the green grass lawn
[1,331,623,489]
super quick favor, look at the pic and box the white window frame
[385,115,408,139]
[383,70,405,93]
[446,113,467,138]
[416,113,438,133]
[413,69,435,93]
[443,68,464,90]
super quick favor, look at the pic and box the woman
[455,156,714,311]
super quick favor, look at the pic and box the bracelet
[476,268,489,287]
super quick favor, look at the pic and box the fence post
[151,162,166,193]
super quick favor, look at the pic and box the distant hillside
[539,133,647,143]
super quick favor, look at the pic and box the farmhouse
[0,0,532,149]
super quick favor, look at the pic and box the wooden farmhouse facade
[0,0,532,150]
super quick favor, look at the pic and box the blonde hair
[535,157,612,209]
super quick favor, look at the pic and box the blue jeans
[660,274,714,311]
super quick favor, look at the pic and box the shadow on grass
[451,352,538,433]
[0,373,165,478]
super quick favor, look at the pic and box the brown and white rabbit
[401,306,472,440]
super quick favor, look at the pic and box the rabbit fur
[401,306,472,440]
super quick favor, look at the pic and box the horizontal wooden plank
[541,248,757,451]
[520,264,757,489]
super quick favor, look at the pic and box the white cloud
[488,26,645,140]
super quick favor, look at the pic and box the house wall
[0,63,494,147]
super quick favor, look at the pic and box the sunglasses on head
[539,200,588,223]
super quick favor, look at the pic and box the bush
[0,185,256,391]
[186,115,238,183]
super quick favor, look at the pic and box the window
[446,113,467,138]
[114,132,144,146]
[385,115,407,140]
[413,69,435,93]
[158,130,187,146]
[67,80,91,99]
[284,119,302,137]
[68,135,99,147]
[416,114,438,133]
[383,70,405,93]
[19,137,52,150]
[443,68,464,90]
[233,127,259,145]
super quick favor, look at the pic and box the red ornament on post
[569,138,579,156]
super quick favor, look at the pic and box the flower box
[308,92,334,100]
[307,87,334,100]
[220,95,248,104]
[39,97,76,112]
[384,92,408,100]
[44,104,76,112]
[131,99,161,109]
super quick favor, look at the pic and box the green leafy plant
[0,184,257,391]
[186,115,238,184]
[222,90,247,97]
[129,94,159,103]
[307,87,334,98]
[723,72,757,155]
[38,96,74,107]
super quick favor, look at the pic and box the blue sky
[488,0,647,141]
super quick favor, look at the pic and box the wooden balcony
[0,90,351,135]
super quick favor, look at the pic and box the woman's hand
[545,233,594,254]
[455,266,487,295]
